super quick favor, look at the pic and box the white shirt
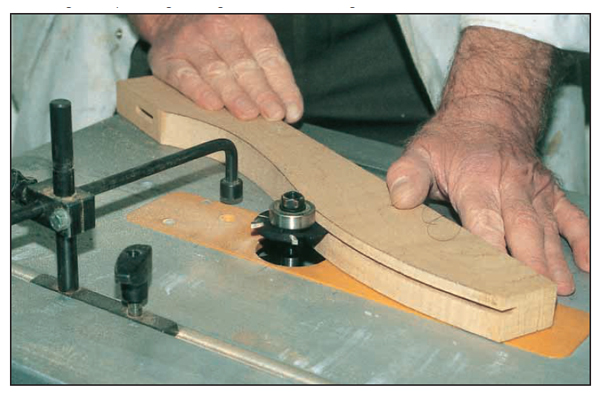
[11,15,137,157]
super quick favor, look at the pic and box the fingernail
[389,175,430,210]
[235,98,259,119]
[557,282,575,296]
[285,103,301,123]
[263,101,285,121]
[204,94,223,111]
[389,178,404,194]
[552,269,575,296]
[389,178,407,207]
[236,97,253,109]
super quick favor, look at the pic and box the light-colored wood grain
[117,76,557,341]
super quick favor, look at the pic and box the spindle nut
[280,191,306,212]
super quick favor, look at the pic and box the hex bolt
[49,208,71,232]
[280,191,306,212]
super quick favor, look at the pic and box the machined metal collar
[269,199,316,230]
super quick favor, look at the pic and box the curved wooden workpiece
[117,76,556,342]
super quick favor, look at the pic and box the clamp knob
[115,244,152,317]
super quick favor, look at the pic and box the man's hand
[386,27,589,295]
[129,15,303,123]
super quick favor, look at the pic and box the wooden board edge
[316,234,555,342]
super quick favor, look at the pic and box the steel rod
[56,235,79,292]
[50,99,75,197]
[80,138,239,196]
[11,201,52,225]
[49,99,79,292]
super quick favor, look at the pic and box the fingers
[241,17,303,123]
[534,195,575,295]
[553,189,590,273]
[502,185,575,295]
[151,58,224,111]
[205,23,288,121]
[451,189,507,253]
[189,45,262,120]
[149,15,302,123]
[541,219,575,295]
[386,149,436,209]
[501,189,549,280]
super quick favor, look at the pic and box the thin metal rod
[56,235,79,292]
[177,328,331,384]
[80,138,239,196]
[11,201,52,225]
[49,99,79,293]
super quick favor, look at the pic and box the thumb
[386,151,433,209]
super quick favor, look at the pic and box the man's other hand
[387,121,589,295]
[386,27,589,295]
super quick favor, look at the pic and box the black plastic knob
[115,244,152,315]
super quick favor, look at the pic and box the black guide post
[50,99,75,197]
[56,235,79,292]
[50,99,79,293]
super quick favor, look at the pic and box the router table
[11,114,590,384]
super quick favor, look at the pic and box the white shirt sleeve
[396,15,461,108]
[460,15,589,53]
[11,15,139,156]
